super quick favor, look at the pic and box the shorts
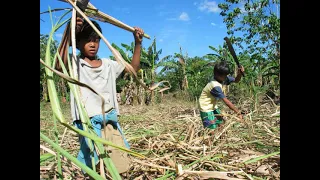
[200,109,224,129]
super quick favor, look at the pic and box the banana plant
[172,46,189,90]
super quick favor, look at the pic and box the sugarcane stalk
[42,9,142,179]
[47,8,63,179]
[55,54,126,179]
[71,5,96,171]
[87,3,150,39]
[40,58,145,158]
[53,116,63,179]
[66,0,171,95]
[58,0,150,39]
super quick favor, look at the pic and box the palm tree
[173,46,189,90]
[140,38,172,103]
[141,38,171,84]
[158,45,189,91]
[111,42,139,104]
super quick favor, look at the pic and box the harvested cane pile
[40,95,280,180]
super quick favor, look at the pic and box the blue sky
[40,0,244,60]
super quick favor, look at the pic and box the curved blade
[224,37,245,77]
[76,0,90,11]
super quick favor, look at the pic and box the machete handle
[238,65,245,77]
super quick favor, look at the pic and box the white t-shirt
[70,57,125,121]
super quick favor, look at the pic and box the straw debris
[40,95,280,179]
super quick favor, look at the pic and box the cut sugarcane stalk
[58,0,150,39]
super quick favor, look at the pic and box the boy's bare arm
[55,17,84,71]
[131,43,141,72]
[221,97,242,119]
[131,27,144,72]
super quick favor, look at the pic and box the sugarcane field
[40,0,280,179]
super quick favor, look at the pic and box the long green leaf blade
[40,132,104,180]
[244,151,280,164]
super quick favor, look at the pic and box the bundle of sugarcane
[56,0,151,39]
[52,0,170,93]
[40,7,146,179]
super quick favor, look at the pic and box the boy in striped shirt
[199,61,244,130]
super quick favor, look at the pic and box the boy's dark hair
[76,20,102,41]
[214,61,230,76]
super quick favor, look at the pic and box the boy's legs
[74,118,112,176]
[95,109,131,173]
[73,120,99,172]
[74,113,116,171]
[200,108,224,131]
[74,109,131,174]
[200,111,217,130]
[213,109,224,125]
[93,109,130,149]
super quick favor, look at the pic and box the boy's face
[214,74,227,83]
[79,38,100,59]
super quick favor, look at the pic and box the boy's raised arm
[130,27,144,72]
[55,17,84,71]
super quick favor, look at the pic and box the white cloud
[55,33,63,38]
[156,26,188,44]
[211,22,216,26]
[239,2,255,13]
[166,12,190,21]
[198,0,220,13]
[194,2,197,5]
[239,6,246,13]
[219,25,224,28]
[179,12,190,21]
